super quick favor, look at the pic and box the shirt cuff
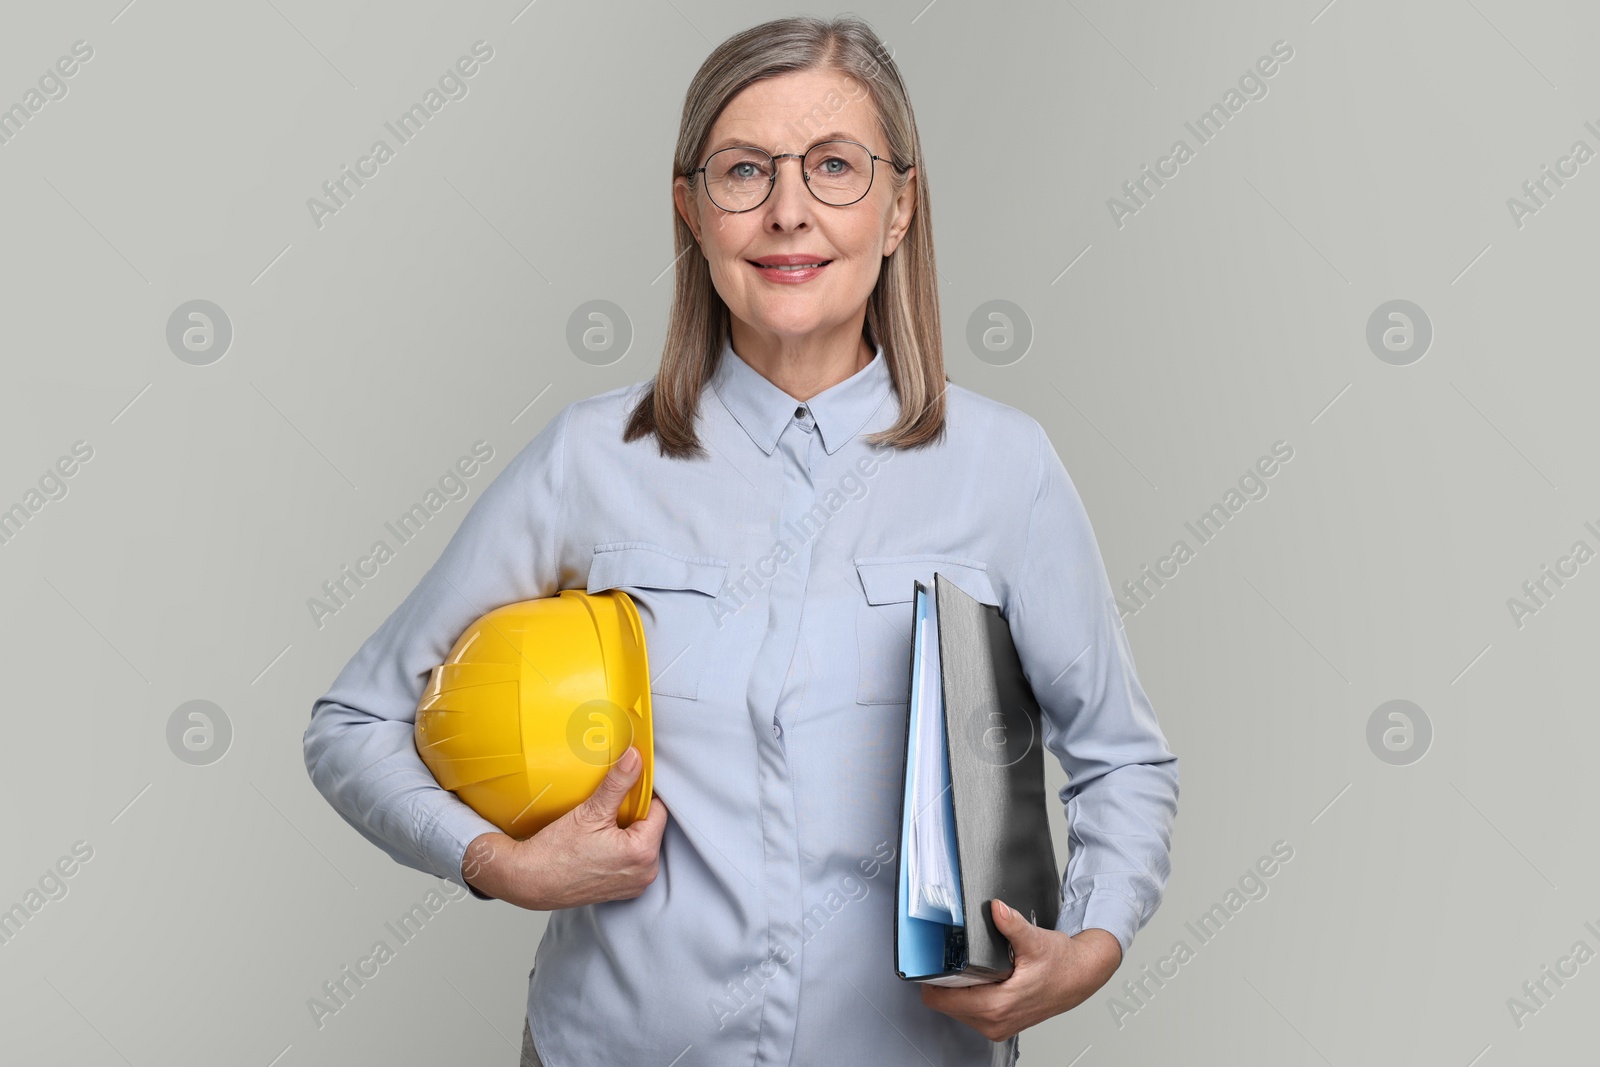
[420,797,501,900]
[1055,889,1143,961]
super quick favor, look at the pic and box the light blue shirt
[304,335,1180,1067]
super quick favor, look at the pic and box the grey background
[1,0,1595,1063]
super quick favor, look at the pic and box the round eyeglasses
[686,139,913,212]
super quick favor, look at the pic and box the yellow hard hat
[414,589,652,839]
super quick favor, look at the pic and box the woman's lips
[748,259,832,284]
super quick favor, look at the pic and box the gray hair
[624,14,947,458]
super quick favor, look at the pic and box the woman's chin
[740,307,851,342]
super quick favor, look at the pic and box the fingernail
[621,748,640,773]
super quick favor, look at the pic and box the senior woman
[304,15,1178,1067]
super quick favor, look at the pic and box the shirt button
[772,721,783,739]
[794,405,806,419]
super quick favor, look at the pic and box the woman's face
[673,68,917,347]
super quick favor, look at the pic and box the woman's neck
[729,325,873,402]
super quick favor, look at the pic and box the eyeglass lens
[702,141,876,210]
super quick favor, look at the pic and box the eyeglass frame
[684,139,914,212]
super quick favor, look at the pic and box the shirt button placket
[746,415,817,1067]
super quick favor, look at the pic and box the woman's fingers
[574,747,643,827]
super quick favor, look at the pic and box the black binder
[893,572,1061,985]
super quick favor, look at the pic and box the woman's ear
[672,177,702,245]
[881,166,916,257]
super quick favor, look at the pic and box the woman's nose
[764,157,816,223]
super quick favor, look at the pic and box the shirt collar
[709,333,893,456]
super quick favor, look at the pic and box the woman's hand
[461,746,669,910]
[920,899,1123,1042]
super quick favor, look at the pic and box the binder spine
[943,925,967,972]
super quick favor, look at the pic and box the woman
[304,15,1178,1067]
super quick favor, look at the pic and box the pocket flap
[588,543,729,598]
[853,555,999,608]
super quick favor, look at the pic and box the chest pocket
[588,542,729,701]
[853,555,1001,706]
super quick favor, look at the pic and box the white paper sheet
[907,592,964,925]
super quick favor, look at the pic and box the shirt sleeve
[302,404,573,900]
[1008,417,1180,960]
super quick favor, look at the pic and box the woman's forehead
[709,71,880,150]
[704,126,869,156]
